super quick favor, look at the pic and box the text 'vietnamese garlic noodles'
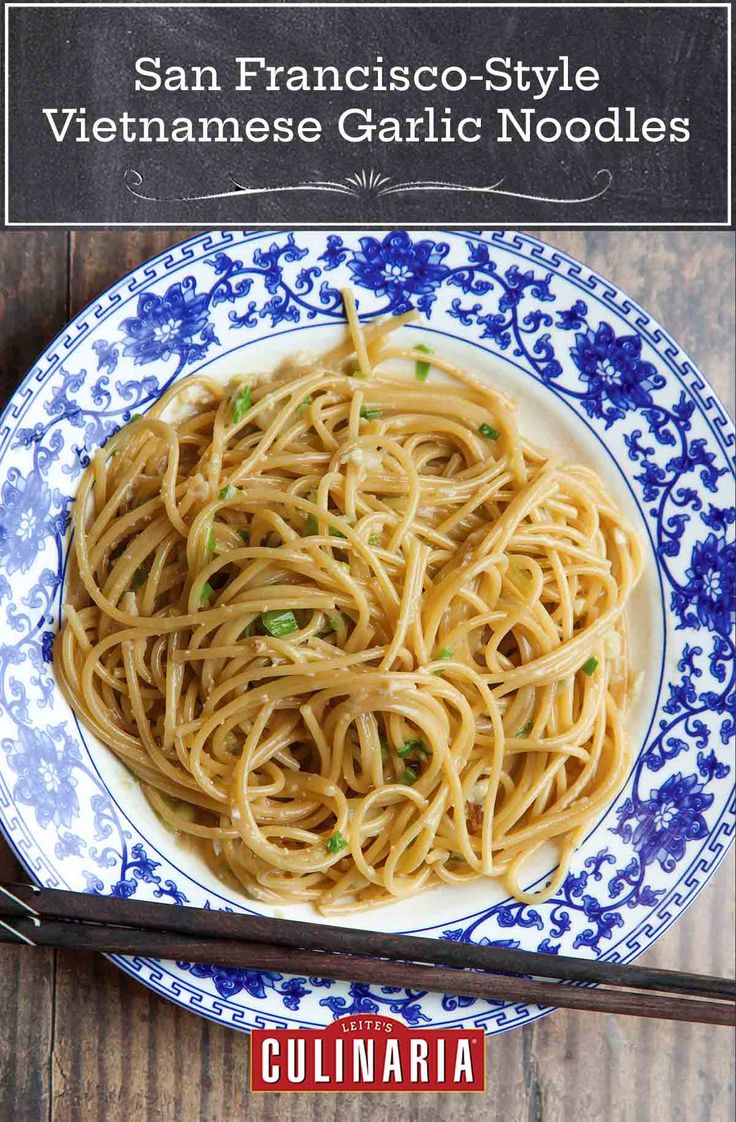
[56,295,643,914]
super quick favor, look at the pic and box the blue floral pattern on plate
[0,229,733,1034]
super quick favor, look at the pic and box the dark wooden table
[0,230,734,1122]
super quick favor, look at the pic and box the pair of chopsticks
[1,882,734,1026]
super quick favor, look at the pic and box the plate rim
[0,226,733,1035]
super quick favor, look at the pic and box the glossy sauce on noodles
[56,296,643,913]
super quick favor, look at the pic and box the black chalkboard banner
[3,2,731,227]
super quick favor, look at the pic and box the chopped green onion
[302,513,345,536]
[230,384,252,424]
[448,853,466,864]
[168,799,198,823]
[360,406,382,420]
[368,532,382,546]
[298,396,313,412]
[130,565,148,591]
[414,343,433,383]
[437,647,453,660]
[305,514,345,538]
[399,766,418,785]
[397,739,429,758]
[479,423,500,441]
[337,561,350,572]
[380,737,389,759]
[206,527,217,558]
[130,412,142,422]
[516,720,534,738]
[238,529,250,545]
[200,581,214,603]
[320,613,346,636]
[218,484,238,500]
[352,368,368,381]
[325,830,348,854]
[581,656,599,677]
[261,609,298,637]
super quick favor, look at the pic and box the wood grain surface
[0,230,733,1122]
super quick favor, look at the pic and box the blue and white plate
[0,229,733,1035]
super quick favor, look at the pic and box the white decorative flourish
[124,167,613,206]
[124,169,356,201]
[380,168,612,204]
[344,167,392,193]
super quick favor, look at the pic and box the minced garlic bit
[604,629,623,660]
[188,473,210,501]
[467,779,490,805]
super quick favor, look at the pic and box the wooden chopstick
[1,882,734,1003]
[0,914,733,1026]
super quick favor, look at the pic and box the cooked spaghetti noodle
[56,300,643,913]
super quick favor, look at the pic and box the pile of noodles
[56,294,643,913]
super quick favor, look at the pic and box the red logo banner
[251,1013,486,1092]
